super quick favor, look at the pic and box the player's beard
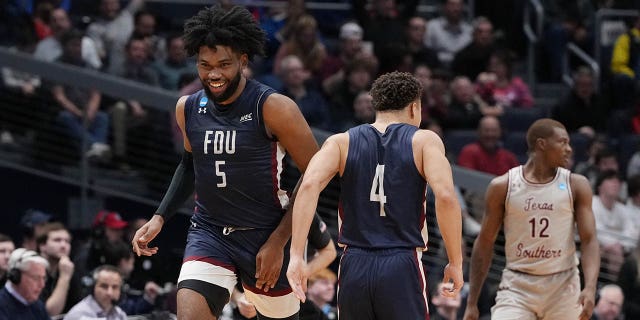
[201,71,242,104]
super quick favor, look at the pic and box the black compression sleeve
[155,150,195,221]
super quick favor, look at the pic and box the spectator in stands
[306,268,337,320]
[108,35,160,162]
[591,284,624,320]
[33,8,102,69]
[625,174,640,250]
[277,55,332,132]
[36,222,79,316]
[1,29,40,147]
[325,57,377,131]
[443,76,501,131]
[552,67,606,138]
[74,210,129,281]
[611,15,640,110]
[32,1,53,40]
[86,0,145,69]
[585,148,628,201]
[452,16,497,81]
[430,282,461,320]
[20,209,53,251]
[476,49,534,109]
[627,149,640,179]
[405,16,441,69]
[412,63,433,128]
[100,239,162,316]
[422,68,452,129]
[65,265,127,320]
[541,0,595,82]
[0,233,15,286]
[320,21,367,83]
[258,0,306,71]
[352,0,418,72]
[51,29,111,162]
[153,33,195,91]
[457,116,519,176]
[0,249,50,319]
[574,135,608,182]
[131,11,166,63]
[593,170,634,280]
[618,236,640,319]
[424,0,472,67]
[273,14,327,81]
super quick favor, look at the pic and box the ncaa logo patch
[199,97,208,107]
[558,182,567,190]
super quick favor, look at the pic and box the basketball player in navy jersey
[131,5,319,320]
[287,71,464,319]
[463,119,600,320]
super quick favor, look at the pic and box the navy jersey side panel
[184,80,288,228]
[338,124,427,249]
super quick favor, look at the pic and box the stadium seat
[501,108,544,134]
[504,131,528,164]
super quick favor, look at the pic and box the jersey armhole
[255,88,276,142]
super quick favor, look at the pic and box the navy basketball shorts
[338,247,430,320]
[177,212,299,318]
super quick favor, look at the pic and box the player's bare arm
[132,96,191,257]
[415,130,464,297]
[255,93,320,291]
[287,133,346,302]
[571,173,599,320]
[463,174,507,320]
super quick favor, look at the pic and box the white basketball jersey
[504,166,579,275]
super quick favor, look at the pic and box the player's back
[338,123,428,249]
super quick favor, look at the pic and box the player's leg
[232,228,300,319]
[540,268,581,320]
[372,248,429,320]
[176,216,238,319]
[491,269,538,320]
[336,247,375,320]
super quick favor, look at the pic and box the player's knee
[177,279,230,318]
[257,311,299,320]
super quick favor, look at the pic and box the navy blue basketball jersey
[184,80,289,228]
[338,124,428,249]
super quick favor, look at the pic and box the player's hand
[462,304,480,320]
[577,287,595,320]
[132,215,163,256]
[286,255,307,302]
[441,263,464,298]
[255,238,283,292]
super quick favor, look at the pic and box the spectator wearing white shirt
[424,0,472,66]
[33,8,101,69]
[593,170,634,279]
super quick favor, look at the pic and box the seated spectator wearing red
[457,116,519,176]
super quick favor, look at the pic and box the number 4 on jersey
[370,164,387,216]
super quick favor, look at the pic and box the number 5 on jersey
[370,164,387,216]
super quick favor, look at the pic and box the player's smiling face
[197,45,247,104]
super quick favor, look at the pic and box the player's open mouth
[208,81,226,93]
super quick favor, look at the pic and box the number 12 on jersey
[370,164,387,216]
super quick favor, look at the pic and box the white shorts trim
[244,290,300,318]
[177,260,237,296]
